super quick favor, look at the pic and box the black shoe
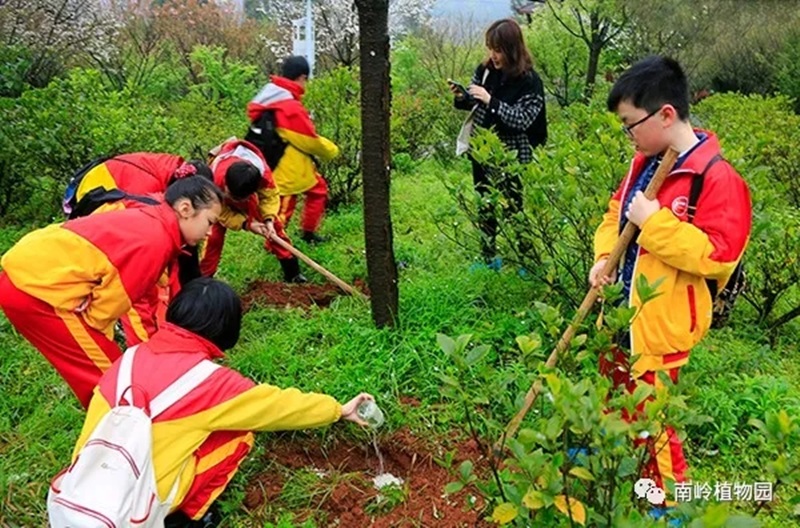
[289,273,308,284]
[301,231,328,244]
[165,507,219,528]
[279,257,307,283]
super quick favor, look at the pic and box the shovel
[498,147,680,450]
[269,234,368,301]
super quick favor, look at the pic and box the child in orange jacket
[65,153,214,345]
[0,176,223,408]
[203,138,307,283]
[589,56,751,499]
[246,56,340,245]
[65,278,372,524]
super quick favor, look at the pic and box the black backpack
[63,155,115,216]
[687,154,746,328]
[63,155,160,219]
[245,110,288,170]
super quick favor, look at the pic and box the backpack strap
[686,153,726,299]
[149,360,220,419]
[687,153,724,223]
[115,345,140,405]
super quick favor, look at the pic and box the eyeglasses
[621,107,661,137]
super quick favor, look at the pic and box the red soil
[240,279,369,311]
[242,428,491,527]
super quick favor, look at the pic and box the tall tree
[355,0,399,327]
[545,0,627,100]
[261,0,432,68]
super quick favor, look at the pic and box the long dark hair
[164,175,223,211]
[166,277,242,350]
[483,18,533,78]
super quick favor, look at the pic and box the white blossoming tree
[0,0,118,88]
[257,0,433,67]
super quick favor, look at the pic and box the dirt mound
[241,279,368,311]
[243,429,490,527]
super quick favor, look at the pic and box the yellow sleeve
[278,128,340,162]
[196,383,342,432]
[1,226,131,337]
[72,393,112,460]
[217,204,247,231]
[593,198,620,262]
[257,186,280,220]
[637,208,739,279]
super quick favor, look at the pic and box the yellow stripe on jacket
[273,129,339,195]
[77,164,118,200]
[1,226,132,338]
[74,382,341,505]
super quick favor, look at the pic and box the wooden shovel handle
[499,148,680,448]
[270,234,368,301]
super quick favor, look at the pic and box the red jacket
[247,76,339,195]
[75,323,342,506]
[1,203,184,338]
[594,130,752,374]
[76,153,184,200]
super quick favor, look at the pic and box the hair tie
[173,162,197,179]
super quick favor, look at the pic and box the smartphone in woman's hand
[447,79,470,99]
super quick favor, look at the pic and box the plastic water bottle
[357,400,384,429]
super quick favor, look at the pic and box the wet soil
[242,428,491,527]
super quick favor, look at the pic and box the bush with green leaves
[0,61,246,223]
[303,66,363,210]
[436,278,763,526]
[439,96,628,306]
[441,91,800,333]
[694,94,800,332]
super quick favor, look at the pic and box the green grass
[1,159,799,526]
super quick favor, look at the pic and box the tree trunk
[584,12,602,100]
[355,0,399,327]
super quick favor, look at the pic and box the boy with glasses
[589,56,751,509]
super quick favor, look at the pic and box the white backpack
[47,346,219,528]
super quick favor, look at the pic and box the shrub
[303,66,363,210]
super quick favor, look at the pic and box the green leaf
[778,409,793,435]
[437,333,456,357]
[569,467,595,481]
[437,373,460,387]
[455,334,473,353]
[459,460,474,481]
[522,488,545,510]
[465,344,490,366]
[516,334,542,355]
[444,481,464,494]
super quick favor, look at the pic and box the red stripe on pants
[177,431,254,519]
[0,272,122,408]
[279,174,328,233]
[301,174,327,233]
[599,347,687,492]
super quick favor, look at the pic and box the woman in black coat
[453,18,547,267]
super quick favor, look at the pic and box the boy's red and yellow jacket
[594,131,751,375]
[74,323,342,506]
[209,139,280,230]
[77,153,184,200]
[247,75,339,195]
[0,203,184,338]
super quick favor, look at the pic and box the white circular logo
[672,196,689,217]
